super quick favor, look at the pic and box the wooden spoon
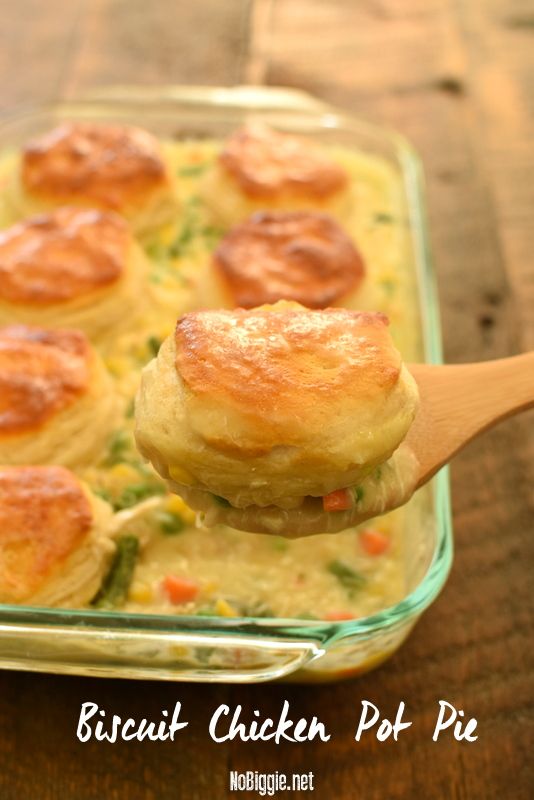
[407,351,534,488]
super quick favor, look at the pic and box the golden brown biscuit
[220,124,348,199]
[0,207,151,340]
[202,124,352,227]
[9,123,178,235]
[0,325,118,467]
[135,302,419,533]
[210,211,365,308]
[0,465,114,606]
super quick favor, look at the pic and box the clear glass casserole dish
[0,86,453,683]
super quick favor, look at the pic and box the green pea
[156,511,185,535]
[105,430,130,466]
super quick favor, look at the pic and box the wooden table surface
[0,2,532,798]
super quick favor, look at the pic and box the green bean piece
[195,606,216,617]
[92,536,140,610]
[327,560,366,593]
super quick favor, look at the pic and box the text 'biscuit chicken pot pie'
[0,88,452,683]
[135,302,420,535]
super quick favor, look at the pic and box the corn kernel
[160,324,174,339]
[215,598,238,618]
[184,510,196,526]
[109,463,139,482]
[159,224,176,246]
[133,342,148,360]
[169,645,189,658]
[164,494,196,526]
[165,494,187,514]
[104,357,126,377]
[169,465,195,487]
[128,582,153,604]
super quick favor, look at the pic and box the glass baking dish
[0,86,453,683]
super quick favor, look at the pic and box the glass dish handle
[68,84,331,113]
[0,619,324,683]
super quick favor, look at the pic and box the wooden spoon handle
[408,351,534,487]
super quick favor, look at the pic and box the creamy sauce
[0,136,423,621]
[177,444,420,537]
[124,503,406,619]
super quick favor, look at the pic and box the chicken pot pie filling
[0,124,422,622]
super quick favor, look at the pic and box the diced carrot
[359,528,390,556]
[162,575,199,604]
[322,488,353,512]
[323,611,355,621]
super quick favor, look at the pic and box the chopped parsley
[373,212,394,224]
[353,485,365,503]
[177,163,209,177]
[169,222,195,257]
[380,278,396,297]
[125,398,135,419]
[114,482,166,511]
[147,335,162,358]
[104,430,131,466]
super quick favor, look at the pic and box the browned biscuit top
[22,122,169,211]
[0,207,129,305]
[213,211,365,308]
[0,325,92,435]
[219,124,348,200]
[0,465,93,601]
[174,305,400,451]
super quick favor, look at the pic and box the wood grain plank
[455,0,534,351]
[0,0,85,111]
[61,0,252,96]
[0,2,532,800]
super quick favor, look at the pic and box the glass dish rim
[0,86,453,647]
